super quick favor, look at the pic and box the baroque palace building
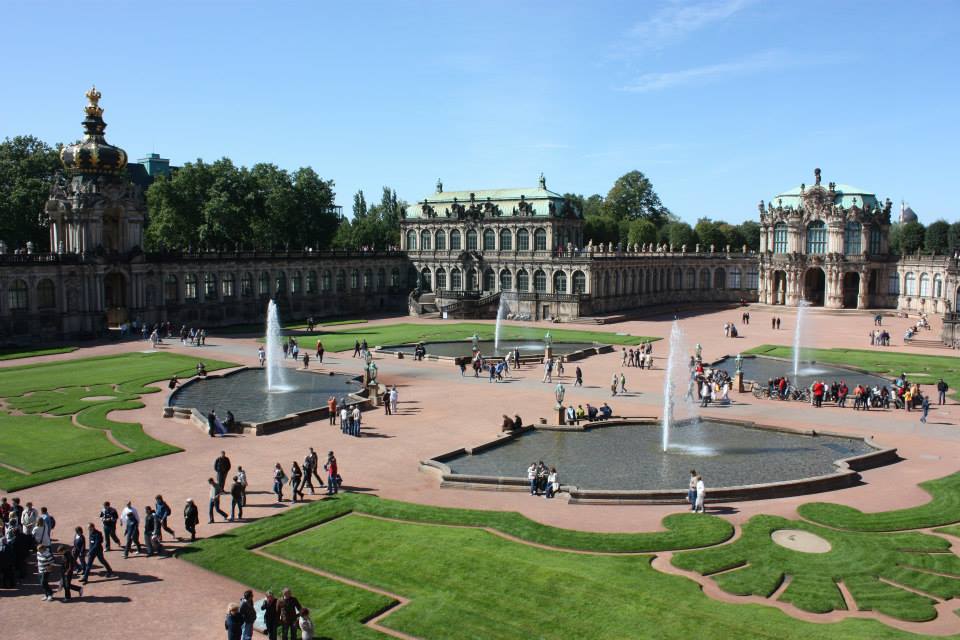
[0,88,958,342]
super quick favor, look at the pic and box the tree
[352,190,367,220]
[737,221,761,251]
[925,219,950,254]
[718,223,745,251]
[332,186,405,250]
[694,218,725,250]
[602,171,670,224]
[900,221,926,254]
[948,222,960,253]
[659,221,697,249]
[626,219,658,246]
[583,214,620,245]
[0,135,62,250]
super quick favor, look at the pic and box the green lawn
[745,345,960,394]
[0,351,236,491]
[182,492,960,639]
[0,346,77,360]
[281,322,658,353]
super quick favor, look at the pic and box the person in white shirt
[20,502,38,532]
[546,468,559,499]
[351,406,361,437]
[527,463,537,496]
[389,386,398,414]
[695,476,706,513]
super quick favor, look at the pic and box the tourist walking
[209,477,228,523]
[351,405,362,437]
[611,373,618,396]
[230,476,245,520]
[695,475,706,513]
[121,501,142,557]
[390,386,398,414]
[214,451,232,491]
[316,341,324,363]
[289,462,304,502]
[308,448,324,488]
[81,523,113,583]
[61,545,83,601]
[324,452,339,495]
[938,378,948,405]
[236,466,248,505]
[96,502,118,548]
[155,495,175,540]
[184,499,200,541]
[72,525,87,575]
[258,346,266,367]
[327,397,337,425]
[37,543,56,601]
[619,372,627,395]
[542,359,553,383]
[574,366,583,386]
[921,395,931,424]
[687,470,698,511]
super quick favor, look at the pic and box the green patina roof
[428,186,565,202]
[772,183,879,209]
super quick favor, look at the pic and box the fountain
[265,300,290,392]
[661,319,692,451]
[494,296,507,352]
[792,300,810,381]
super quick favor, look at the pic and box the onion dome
[900,201,918,223]
[60,86,128,176]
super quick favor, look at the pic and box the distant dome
[60,86,128,176]
[900,202,918,224]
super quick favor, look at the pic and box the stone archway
[803,268,825,306]
[842,272,860,309]
[104,271,128,327]
[772,270,787,305]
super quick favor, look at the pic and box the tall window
[8,280,28,310]
[699,269,710,290]
[435,268,446,290]
[483,229,496,251]
[516,269,529,292]
[534,228,547,251]
[517,228,530,251]
[919,273,931,297]
[888,272,900,295]
[291,271,302,294]
[451,268,462,290]
[844,221,862,255]
[685,268,696,290]
[904,272,916,295]
[37,279,55,309]
[499,229,512,251]
[321,270,331,292]
[467,268,478,291]
[806,221,827,254]
[727,268,742,289]
[420,268,432,291]
[390,268,400,288]
[259,272,270,296]
[483,268,495,291]
[533,269,547,292]
[673,268,682,290]
[350,270,359,289]
[572,270,586,294]
[435,230,446,251]
[204,273,217,299]
[241,273,253,297]
[869,226,883,255]
[450,229,461,251]
[934,274,943,298]
[165,275,179,301]
[185,274,198,300]
[466,229,478,251]
[405,230,416,250]
[376,269,385,290]
[420,230,431,251]
[746,267,759,290]
[335,270,346,291]
[363,270,372,290]
[554,270,567,294]
[221,274,235,298]
[276,272,287,294]
[499,269,512,291]
[307,271,318,294]
[773,223,788,253]
[714,268,726,290]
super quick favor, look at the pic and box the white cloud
[620,50,785,92]
[629,0,755,50]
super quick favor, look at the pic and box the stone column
[857,269,869,309]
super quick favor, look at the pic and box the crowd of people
[526,461,560,498]
[620,342,655,369]
[689,361,734,406]
[562,401,614,423]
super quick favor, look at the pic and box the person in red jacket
[812,380,824,408]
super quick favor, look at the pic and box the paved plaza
[1,306,959,638]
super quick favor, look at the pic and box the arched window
[390,268,400,288]
[307,271,318,294]
[435,268,446,290]
[467,268,478,291]
[321,270,332,292]
[420,268,432,291]
[888,272,900,295]
[572,270,586,294]
[699,268,710,290]
[919,273,931,297]
[37,279,55,309]
[934,274,943,298]
[376,268,386,290]
[714,268,726,290]
[904,272,916,296]
[451,267,462,291]
[405,230,417,251]
[806,220,827,254]
[259,272,270,296]
[221,273,235,298]
[483,229,496,251]
[291,271,302,294]
[553,270,567,294]
[335,270,346,292]
[746,267,759,289]
[685,268,696,290]
[8,279,28,310]
[165,274,179,301]
[450,229,462,251]
[533,269,547,292]
[673,268,683,290]
[727,268,742,289]
[869,226,883,255]
[517,228,530,251]
[499,228,512,251]
[603,272,610,296]
[844,221,862,255]
[516,269,529,292]
[363,269,373,290]
[645,270,652,292]
[534,228,547,251]
[499,269,512,291]
[773,223,788,253]
[350,270,359,289]
[276,272,287,294]
[435,230,446,251]
[420,230,431,251]
[185,274,198,300]
[483,268,496,291]
[466,229,478,251]
[614,271,621,295]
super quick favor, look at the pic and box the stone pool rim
[420,417,900,505]
[164,366,373,436]
[712,353,894,388]
[376,340,615,362]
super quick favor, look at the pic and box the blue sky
[4,1,958,223]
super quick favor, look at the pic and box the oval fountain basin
[713,355,892,389]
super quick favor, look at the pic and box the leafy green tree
[291,167,338,249]
[0,135,62,250]
[900,221,926,254]
[145,159,215,251]
[583,214,620,245]
[948,222,960,253]
[332,186,404,250]
[737,220,761,251]
[718,223,745,251]
[626,219,658,246]
[602,171,670,224]
[924,219,950,254]
[659,221,697,249]
[353,190,368,220]
[888,223,902,255]
[694,218,725,250]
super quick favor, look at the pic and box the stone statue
[543,331,552,346]
[681,244,687,254]
[709,244,714,253]
[471,333,480,351]
[735,353,743,374]
[367,361,378,383]
[695,244,701,253]
[554,382,565,407]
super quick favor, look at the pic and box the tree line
[889,220,960,255]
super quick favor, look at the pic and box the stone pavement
[1,306,958,639]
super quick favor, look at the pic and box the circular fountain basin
[771,529,832,553]
[714,355,892,389]
[439,419,879,492]
[169,368,363,424]
[379,340,601,359]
